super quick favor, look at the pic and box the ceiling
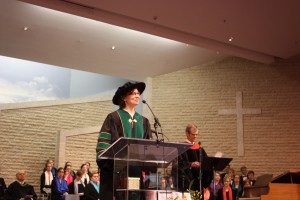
[1,0,300,81]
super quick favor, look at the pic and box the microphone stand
[142,100,162,143]
[198,146,202,197]
[153,120,160,144]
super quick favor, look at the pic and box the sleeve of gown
[96,113,120,170]
[29,185,37,200]
[178,150,193,171]
[96,113,115,159]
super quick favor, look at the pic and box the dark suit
[84,183,100,200]
[0,178,7,200]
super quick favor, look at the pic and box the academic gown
[176,143,212,193]
[84,183,100,200]
[0,177,6,200]
[5,181,37,200]
[96,109,152,200]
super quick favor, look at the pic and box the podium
[202,157,232,172]
[98,137,192,200]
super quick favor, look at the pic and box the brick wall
[0,97,113,193]
[151,57,300,178]
[0,57,299,194]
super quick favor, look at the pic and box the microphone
[142,100,161,127]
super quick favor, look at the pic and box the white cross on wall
[218,91,261,156]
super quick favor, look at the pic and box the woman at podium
[96,82,152,200]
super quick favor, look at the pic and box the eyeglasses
[130,92,140,96]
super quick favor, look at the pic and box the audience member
[231,175,243,200]
[46,159,57,177]
[64,165,74,186]
[241,179,251,197]
[243,179,251,188]
[51,167,68,200]
[84,171,100,200]
[64,162,75,178]
[0,177,6,200]
[239,166,248,183]
[247,171,256,186]
[5,170,37,200]
[85,162,92,178]
[68,171,85,200]
[168,176,174,190]
[80,164,90,185]
[226,168,235,185]
[209,171,223,200]
[216,175,233,200]
[40,162,54,195]
[160,177,170,190]
[221,165,230,176]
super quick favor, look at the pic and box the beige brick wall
[151,57,300,178]
[0,97,113,194]
[0,57,299,194]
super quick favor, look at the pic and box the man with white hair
[5,170,37,200]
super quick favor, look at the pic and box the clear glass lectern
[98,137,192,200]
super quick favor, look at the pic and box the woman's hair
[57,167,64,175]
[76,170,82,177]
[64,164,71,171]
[64,161,71,167]
[118,90,134,109]
[223,175,231,183]
[247,170,255,176]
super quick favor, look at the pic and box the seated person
[64,165,74,186]
[68,171,85,200]
[241,178,252,197]
[5,170,37,200]
[231,174,243,200]
[84,171,100,200]
[209,171,223,200]
[0,177,6,200]
[51,168,68,200]
[240,166,248,183]
[247,170,256,186]
[40,162,54,195]
[160,177,170,190]
[216,175,233,200]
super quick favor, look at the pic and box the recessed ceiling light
[111,46,116,50]
[23,27,28,31]
[229,37,234,42]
